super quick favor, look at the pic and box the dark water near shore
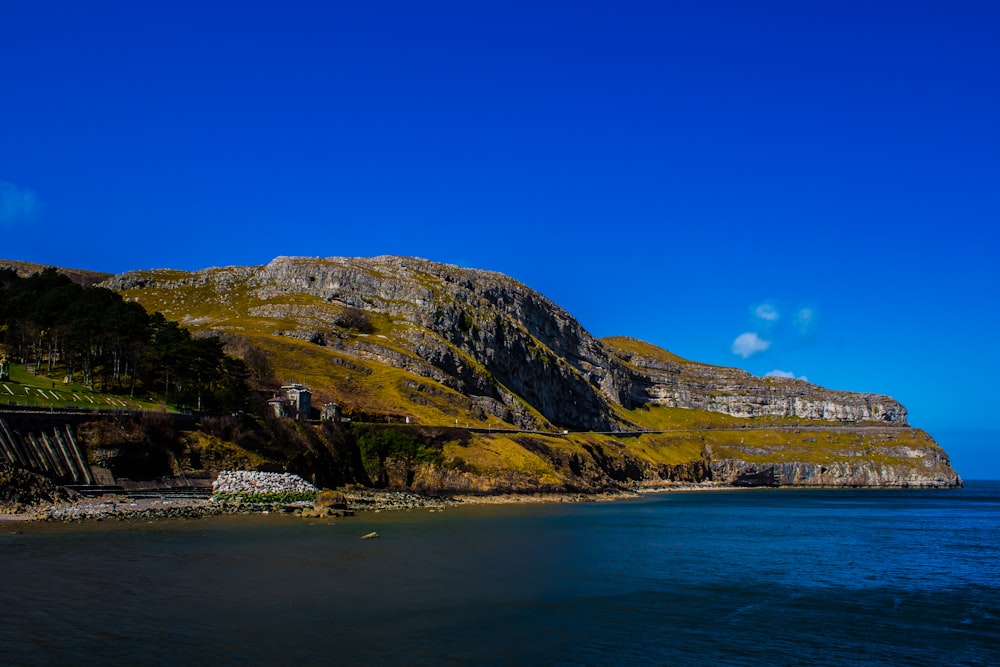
[2,483,999,666]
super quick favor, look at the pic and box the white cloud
[0,181,39,223]
[765,369,809,382]
[754,303,779,322]
[794,307,816,336]
[731,332,770,358]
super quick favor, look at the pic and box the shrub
[336,306,375,333]
[357,428,443,468]
[356,427,444,486]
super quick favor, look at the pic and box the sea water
[1,483,998,666]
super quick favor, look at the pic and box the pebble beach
[2,467,645,522]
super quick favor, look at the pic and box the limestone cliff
[104,256,905,429]
[605,336,908,424]
[100,255,960,489]
[705,427,960,488]
[106,256,635,430]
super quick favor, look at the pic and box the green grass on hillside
[705,427,945,465]
[0,363,165,411]
[439,425,946,492]
[250,335,501,426]
[618,403,831,431]
[442,432,563,484]
[601,335,690,364]
[121,276,553,428]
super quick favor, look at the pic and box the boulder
[314,490,348,510]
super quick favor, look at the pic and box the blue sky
[2,1,998,477]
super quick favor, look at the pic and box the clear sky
[2,1,998,477]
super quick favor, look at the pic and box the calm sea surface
[2,482,998,666]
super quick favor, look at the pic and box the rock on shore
[212,470,317,497]
[343,488,458,512]
[0,463,79,513]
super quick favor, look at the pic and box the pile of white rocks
[212,470,317,496]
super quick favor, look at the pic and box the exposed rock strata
[610,338,907,424]
[709,458,960,488]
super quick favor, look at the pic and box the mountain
[102,256,908,429]
[92,255,959,491]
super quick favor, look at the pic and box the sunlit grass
[0,363,163,411]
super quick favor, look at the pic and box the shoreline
[0,485,667,523]
[0,480,963,524]
[1,488,639,523]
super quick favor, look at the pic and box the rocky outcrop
[609,336,908,424]
[710,458,961,488]
[0,463,80,511]
[705,427,961,488]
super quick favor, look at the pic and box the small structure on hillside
[321,402,342,422]
[268,383,312,420]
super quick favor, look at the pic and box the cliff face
[707,428,961,488]
[101,255,959,489]
[372,428,960,494]
[607,337,908,424]
[105,256,906,430]
[709,458,960,488]
[107,256,637,430]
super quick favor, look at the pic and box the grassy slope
[0,362,163,411]
[118,271,542,428]
[601,335,692,364]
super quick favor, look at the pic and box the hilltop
[0,259,110,287]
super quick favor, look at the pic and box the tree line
[0,267,248,412]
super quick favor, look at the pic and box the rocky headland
[0,255,961,512]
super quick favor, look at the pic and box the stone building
[321,402,342,422]
[268,383,312,420]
